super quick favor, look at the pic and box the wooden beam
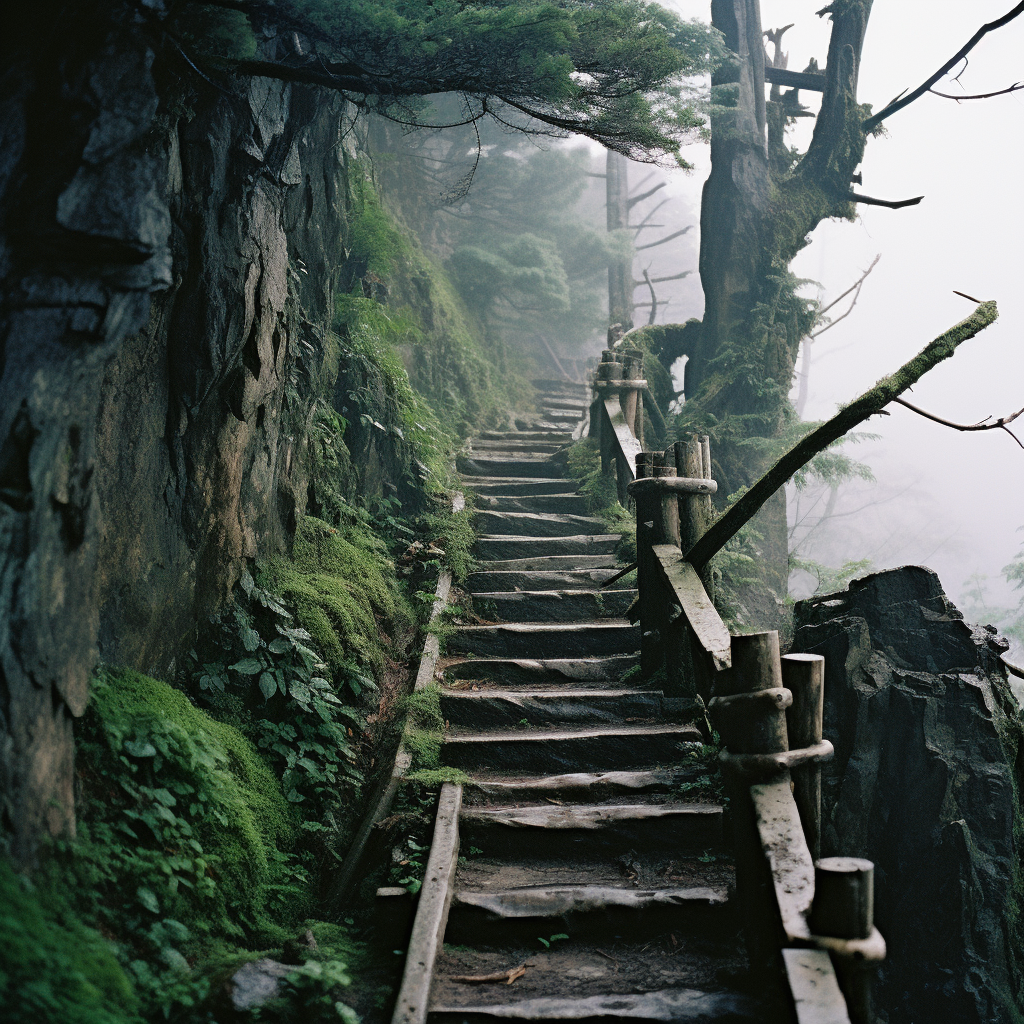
[765,66,827,91]
[651,545,731,671]
[602,397,641,483]
[782,950,852,1024]
[391,784,463,1024]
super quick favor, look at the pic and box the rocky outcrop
[0,4,353,860]
[793,566,1023,1024]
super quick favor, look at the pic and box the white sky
[643,0,1024,610]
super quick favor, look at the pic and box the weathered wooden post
[810,857,881,1024]
[621,348,644,449]
[595,351,622,477]
[710,632,792,976]
[634,452,658,684]
[674,433,715,597]
[781,653,824,861]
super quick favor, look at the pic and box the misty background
[611,0,1024,622]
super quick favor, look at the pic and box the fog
[635,1,1024,618]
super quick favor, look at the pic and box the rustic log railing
[588,349,886,1024]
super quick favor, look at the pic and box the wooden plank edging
[782,949,852,1024]
[391,783,463,1024]
[651,545,731,671]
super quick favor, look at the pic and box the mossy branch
[685,300,999,570]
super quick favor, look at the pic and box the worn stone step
[429,988,758,1023]
[446,621,639,659]
[469,553,621,572]
[460,767,690,804]
[458,455,563,479]
[473,511,609,539]
[441,722,700,773]
[465,568,622,593]
[473,494,589,515]
[531,377,589,392]
[461,478,577,497]
[442,655,638,687]
[474,534,620,561]
[540,397,589,410]
[430,929,759,1020]
[477,431,573,443]
[446,884,730,944]
[440,687,670,729]
[541,409,584,422]
[457,797,723,858]
[516,419,582,433]
[470,589,637,623]
[470,439,568,454]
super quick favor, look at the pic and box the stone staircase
[422,379,762,1023]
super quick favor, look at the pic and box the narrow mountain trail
[398,379,765,1024]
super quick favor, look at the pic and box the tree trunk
[606,149,633,337]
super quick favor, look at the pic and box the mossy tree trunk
[648,0,876,622]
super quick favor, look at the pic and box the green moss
[405,767,471,786]
[401,686,446,771]
[262,516,413,676]
[0,856,138,1024]
[82,671,297,940]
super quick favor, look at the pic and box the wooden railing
[589,348,886,1024]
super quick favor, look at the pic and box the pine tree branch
[684,300,1000,569]
[635,226,692,251]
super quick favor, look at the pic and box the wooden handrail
[586,351,883,1023]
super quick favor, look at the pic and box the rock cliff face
[0,5,355,860]
[793,567,1023,1024]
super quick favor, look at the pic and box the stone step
[460,767,690,804]
[458,455,564,479]
[473,511,609,539]
[442,655,639,687]
[445,876,730,944]
[474,535,620,561]
[446,621,639,659]
[440,687,670,729]
[477,430,573,443]
[517,419,583,433]
[464,568,622,593]
[470,553,621,572]
[457,796,723,858]
[470,439,568,454]
[470,589,637,623]
[429,988,759,1023]
[473,493,589,515]
[531,377,589,393]
[541,409,585,422]
[462,478,577,497]
[441,722,700,774]
[540,397,589,411]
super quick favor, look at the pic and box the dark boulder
[793,566,1023,1024]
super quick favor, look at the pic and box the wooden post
[596,359,623,476]
[621,349,643,438]
[634,453,661,685]
[782,653,824,860]
[674,435,714,599]
[713,631,789,985]
[711,631,789,754]
[810,858,877,1024]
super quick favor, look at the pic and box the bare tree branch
[631,198,669,240]
[685,301,1000,569]
[893,397,1024,450]
[810,254,880,338]
[862,1,1024,131]
[930,82,1024,101]
[846,191,924,209]
[635,226,692,251]
[627,182,667,209]
[642,269,658,326]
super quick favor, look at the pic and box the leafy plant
[536,933,569,949]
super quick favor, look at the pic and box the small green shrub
[0,856,138,1024]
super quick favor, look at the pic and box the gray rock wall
[793,566,1023,1024]
[0,5,353,861]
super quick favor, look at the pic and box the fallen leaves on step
[450,964,528,985]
